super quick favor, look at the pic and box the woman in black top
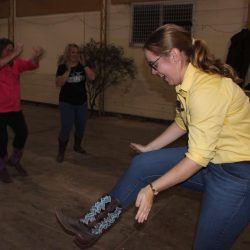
[56,43,95,163]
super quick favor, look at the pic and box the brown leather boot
[55,195,122,249]
[57,139,68,163]
[55,209,90,235]
[74,205,122,249]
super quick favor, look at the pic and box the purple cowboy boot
[8,148,28,176]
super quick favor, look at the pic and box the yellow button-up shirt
[175,63,250,166]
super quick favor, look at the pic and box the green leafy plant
[81,39,137,113]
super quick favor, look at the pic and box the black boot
[57,139,68,163]
[73,136,86,154]
[55,195,122,249]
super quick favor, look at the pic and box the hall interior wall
[0,0,248,120]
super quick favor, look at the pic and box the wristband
[149,183,159,196]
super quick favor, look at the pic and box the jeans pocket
[220,163,250,185]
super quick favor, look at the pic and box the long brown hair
[144,24,242,84]
[0,38,14,57]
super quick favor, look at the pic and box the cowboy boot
[57,139,68,163]
[55,209,90,236]
[73,136,86,154]
[8,148,27,176]
[75,205,122,249]
[55,195,122,248]
[0,158,12,183]
[55,195,119,234]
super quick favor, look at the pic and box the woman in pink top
[0,38,44,183]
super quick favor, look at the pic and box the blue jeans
[58,102,88,142]
[109,147,250,249]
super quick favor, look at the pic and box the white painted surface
[0,0,248,120]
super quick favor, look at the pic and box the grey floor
[1,103,250,250]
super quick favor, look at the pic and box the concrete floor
[1,103,250,250]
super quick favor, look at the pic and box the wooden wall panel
[111,0,160,4]
[0,0,10,18]
[16,0,102,17]
[248,0,250,29]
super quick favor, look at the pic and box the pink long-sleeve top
[0,58,38,113]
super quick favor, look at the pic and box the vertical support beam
[8,0,15,41]
[99,0,107,114]
[100,0,107,45]
[247,0,250,29]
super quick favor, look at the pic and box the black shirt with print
[56,63,87,105]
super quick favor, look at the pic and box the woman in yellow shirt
[56,24,250,249]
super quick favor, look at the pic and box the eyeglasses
[148,55,161,71]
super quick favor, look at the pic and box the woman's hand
[130,142,153,153]
[31,46,44,64]
[135,185,154,223]
[79,52,86,66]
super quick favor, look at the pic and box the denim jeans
[58,102,88,142]
[109,147,250,249]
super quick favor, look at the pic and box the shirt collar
[175,63,197,94]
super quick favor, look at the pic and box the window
[131,1,193,46]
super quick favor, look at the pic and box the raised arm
[56,67,70,87]
[130,121,187,153]
[0,44,23,68]
[84,66,96,81]
[80,53,96,81]
[30,46,44,65]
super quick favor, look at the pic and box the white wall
[193,0,248,59]
[104,0,249,120]
[0,0,248,120]
[105,4,177,120]
[0,18,8,37]
[1,12,100,105]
